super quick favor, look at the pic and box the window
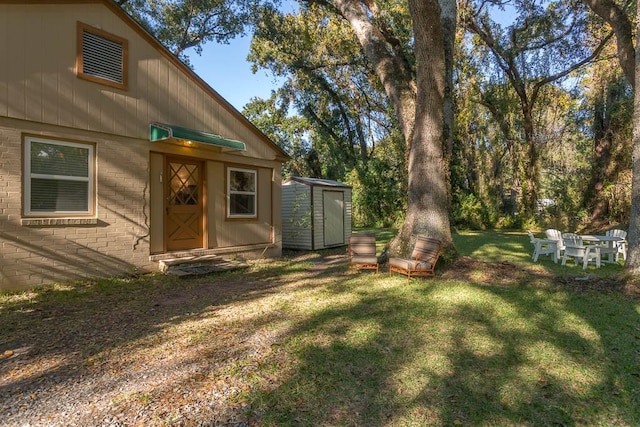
[24,137,94,216]
[77,22,128,90]
[227,167,257,218]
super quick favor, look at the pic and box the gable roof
[23,0,290,162]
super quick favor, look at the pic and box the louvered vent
[82,30,123,84]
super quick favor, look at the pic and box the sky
[184,0,299,112]
[185,3,517,113]
[187,37,279,112]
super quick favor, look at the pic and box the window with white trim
[77,22,128,90]
[227,167,257,218]
[24,137,94,216]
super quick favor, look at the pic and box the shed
[282,177,352,250]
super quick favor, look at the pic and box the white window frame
[24,137,95,216]
[227,167,257,219]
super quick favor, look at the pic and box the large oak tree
[298,0,455,255]
[582,0,640,272]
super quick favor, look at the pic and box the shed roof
[285,177,351,188]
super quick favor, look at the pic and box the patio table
[579,235,622,264]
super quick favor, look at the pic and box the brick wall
[0,120,153,291]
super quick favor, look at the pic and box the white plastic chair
[562,234,600,270]
[605,229,627,262]
[527,231,558,262]
[545,229,565,262]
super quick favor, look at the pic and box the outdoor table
[579,235,622,264]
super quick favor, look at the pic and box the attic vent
[77,22,128,90]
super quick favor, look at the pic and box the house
[282,177,352,250]
[0,0,289,291]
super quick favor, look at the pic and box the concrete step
[159,254,248,277]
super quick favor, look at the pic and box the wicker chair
[348,233,379,273]
[389,236,442,283]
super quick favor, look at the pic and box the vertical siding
[311,186,324,249]
[206,161,224,248]
[0,3,284,162]
[0,9,7,118]
[344,189,352,241]
[282,182,312,250]
[282,181,352,250]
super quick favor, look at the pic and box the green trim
[149,123,246,151]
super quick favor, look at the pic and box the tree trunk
[440,0,456,166]
[522,104,539,218]
[328,0,454,256]
[626,0,640,272]
[388,0,452,256]
[584,81,614,220]
[583,0,635,90]
[332,0,417,148]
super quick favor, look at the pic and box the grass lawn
[1,230,639,426]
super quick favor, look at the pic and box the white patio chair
[562,234,600,270]
[605,229,627,262]
[545,229,565,262]
[527,231,558,262]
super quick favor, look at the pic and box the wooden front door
[165,157,204,251]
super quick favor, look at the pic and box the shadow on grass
[1,238,639,426]
[243,273,640,426]
[0,257,354,424]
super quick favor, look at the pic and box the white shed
[282,177,352,250]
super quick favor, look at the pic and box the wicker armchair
[348,233,379,273]
[389,236,442,283]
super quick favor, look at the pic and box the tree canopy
[118,0,639,265]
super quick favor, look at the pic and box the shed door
[323,190,344,247]
[165,158,204,251]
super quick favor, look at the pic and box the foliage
[116,0,636,233]
[346,132,407,228]
[459,0,612,218]
[603,169,632,224]
[119,0,270,63]
[243,93,317,177]
[452,192,491,229]
[248,2,392,180]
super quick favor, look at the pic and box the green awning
[149,122,246,151]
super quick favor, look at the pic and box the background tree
[119,0,267,63]
[250,0,455,251]
[581,0,639,272]
[460,0,612,219]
